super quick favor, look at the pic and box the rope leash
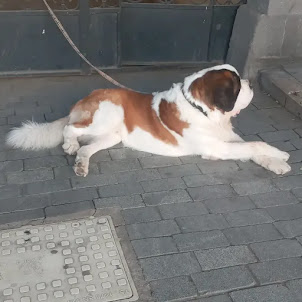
[42,0,130,90]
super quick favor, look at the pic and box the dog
[6,64,291,176]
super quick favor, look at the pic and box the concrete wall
[227,0,302,78]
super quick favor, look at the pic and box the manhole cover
[0,216,138,302]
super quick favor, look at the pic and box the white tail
[6,117,69,150]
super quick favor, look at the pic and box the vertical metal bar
[79,0,91,74]
[117,0,122,67]
[206,0,215,62]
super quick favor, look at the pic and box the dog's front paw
[253,155,291,175]
[63,141,80,155]
[73,157,89,177]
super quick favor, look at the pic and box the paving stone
[204,196,255,214]
[188,185,236,201]
[95,195,144,209]
[150,276,198,302]
[122,207,161,224]
[0,208,45,225]
[140,156,182,168]
[224,209,273,227]
[230,284,297,302]
[159,202,208,219]
[132,237,178,258]
[223,224,282,244]
[141,177,186,192]
[191,266,256,296]
[54,164,99,178]
[143,189,192,206]
[266,203,302,221]
[158,164,201,178]
[288,150,302,163]
[99,158,141,173]
[195,246,257,270]
[24,155,68,169]
[23,179,71,195]
[286,279,302,300]
[274,218,302,237]
[259,130,299,142]
[98,182,144,198]
[173,230,229,252]
[109,148,152,160]
[232,179,277,195]
[180,156,208,164]
[291,138,302,149]
[71,174,118,189]
[292,187,302,199]
[8,113,46,125]
[6,168,54,184]
[250,239,302,261]
[183,174,226,187]
[50,188,98,205]
[176,214,229,233]
[0,184,22,200]
[295,128,302,137]
[192,296,232,302]
[0,107,14,117]
[88,150,112,163]
[273,175,302,190]
[249,191,299,207]
[126,220,180,240]
[0,117,7,125]
[197,161,239,174]
[270,141,296,152]
[242,134,262,142]
[287,163,302,176]
[249,257,302,284]
[0,149,50,161]
[116,169,161,183]
[44,200,95,218]
[140,253,201,281]
[0,160,23,172]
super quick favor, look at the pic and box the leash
[42,0,131,90]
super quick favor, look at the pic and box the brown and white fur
[6,64,291,176]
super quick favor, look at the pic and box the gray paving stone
[176,214,229,233]
[188,185,236,201]
[54,164,99,178]
[183,174,226,187]
[0,184,22,200]
[140,156,182,168]
[6,168,54,184]
[0,149,50,161]
[292,187,302,199]
[157,164,200,179]
[232,179,278,195]
[88,150,112,163]
[224,209,273,227]
[94,195,144,209]
[291,138,302,149]
[273,175,302,190]
[141,177,186,192]
[24,155,68,170]
[249,191,299,207]
[15,104,51,115]
[116,169,161,183]
[180,156,208,164]
[195,246,257,270]
[0,117,7,126]
[8,113,46,125]
[159,202,208,219]
[286,279,302,300]
[223,224,282,244]
[109,148,152,160]
[99,158,141,173]
[143,189,192,206]
[122,206,161,224]
[132,237,178,258]
[0,107,14,117]
[191,295,232,302]
[139,253,201,281]
[191,266,256,296]
[98,182,144,198]
[288,150,302,163]
[23,179,71,195]
[150,276,198,302]
[242,134,261,142]
[71,174,118,189]
[0,208,45,225]
[0,160,23,172]
[266,203,302,221]
[270,141,296,152]
[259,130,299,142]
[127,220,180,240]
[0,173,6,185]
[173,230,229,252]
[274,218,302,238]
[230,284,297,302]
[204,196,255,214]
[287,163,302,176]
[250,239,302,261]
[249,257,302,284]
[295,128,302,137]
[50,188,98,205]
[197,161,239,174]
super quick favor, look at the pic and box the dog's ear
[190,69,241,113]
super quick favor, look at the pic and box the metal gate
[0,0,246,74]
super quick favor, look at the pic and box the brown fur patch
[71,89,179,145]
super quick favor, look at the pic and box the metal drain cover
[0,216,138,302]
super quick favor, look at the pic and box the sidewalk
[0,68,302,302]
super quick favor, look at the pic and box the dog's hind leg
[74,133,121,177]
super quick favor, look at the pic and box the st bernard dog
[6,64,291,176]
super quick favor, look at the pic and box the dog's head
[184,65,253,117]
